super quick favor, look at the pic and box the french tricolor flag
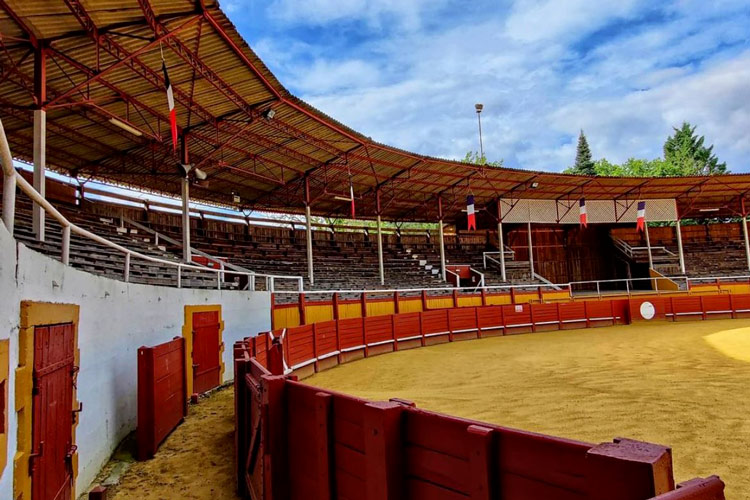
[467,195,476,230]
[162,61,178,152]
[350,183,356,219]
[636,200,646,232]
[579,198,587,228]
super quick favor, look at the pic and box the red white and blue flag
[350,183,356,219]
[636,201,646,232]
[162,61,178,152]
[467,195,476,230]
[579,198,587,228]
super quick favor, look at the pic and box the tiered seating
[5,197,224,289]
[683,240,748,278]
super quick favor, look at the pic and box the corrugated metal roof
[2,0,749,222]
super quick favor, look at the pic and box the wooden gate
[192,311,221,394]
[31,323,76,500]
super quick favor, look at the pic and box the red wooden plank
[394,312,421,339]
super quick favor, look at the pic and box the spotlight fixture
[475,103,484,113]
[108,117,143,137]
[194,168,207,181]
[263,108,276,120]
[233,194,241,204]
[530,182,539,189]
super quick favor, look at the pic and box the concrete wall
[0,222,271,497]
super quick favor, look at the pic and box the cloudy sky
[224,0,750,172]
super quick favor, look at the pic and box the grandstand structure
[0,0,745,498]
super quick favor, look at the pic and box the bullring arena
[0,1,747,499]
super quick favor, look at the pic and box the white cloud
[239,0,750,172]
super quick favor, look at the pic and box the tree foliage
[563,122,727,177]
[663,122,727,176]
[462,151,503,167]
[571,130,596,175]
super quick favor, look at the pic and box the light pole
[475,103,484,162]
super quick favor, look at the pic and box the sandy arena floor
[101,386,240,500]
[307,320,750,499]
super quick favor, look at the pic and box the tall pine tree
[663,122,727,176]
[573,130,596,175]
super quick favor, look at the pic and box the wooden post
[332,292,340,320]
[467,425,494,500]
[585,438,674,500]
[313,392,333,498]
[363,401,406,500]
[299,293,307,325]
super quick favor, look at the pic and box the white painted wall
[0,222,271,497]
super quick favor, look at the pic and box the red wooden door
[32,323,76,500]
[192,311,221,394]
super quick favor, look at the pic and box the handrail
[123,216,254,277]
[532,272,561,290]
[7,171,305,292]
[612,236,677,259]
[469,267,485,288]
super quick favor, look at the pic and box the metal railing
[611,236,677,260]
[482,248,515,269]
[0,121,304,292]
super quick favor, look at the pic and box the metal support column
[180,135,191,263]
[675,219,686,275]
[438,196,446,282]
[527,221,534,276]
[32,45,46,241]
[743,215,750,272]
[32,109,46,241]
[497,201,506,281]
[305,177,314,286]
[376,190,384,286]
[0,118,16,234]
[644,222,653,270]
[181,177,191,262]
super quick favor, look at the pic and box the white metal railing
[482,248,514,269]
[0,121,304,292]
[469,267,485,289]
[611,236,677,260]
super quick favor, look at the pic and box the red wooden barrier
[234,340,726,500]
[137,337,187,460]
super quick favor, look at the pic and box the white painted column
[675,219,686,275]
[527,221,535,276]
[376,214,384,286]
[33,109,46,241]
[438,221,446,282]
[742,216,750,272]
[305,203,314,286]
[181,177,191,262]
[497,220,506,281]
[644,222,653,270]
[0,118,16,234]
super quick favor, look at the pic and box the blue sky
[223,0,750,172]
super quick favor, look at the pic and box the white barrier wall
[0,223,271,496]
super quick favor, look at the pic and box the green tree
[663,122,727,176]
[462,151,503,167]
[571,130,596,175]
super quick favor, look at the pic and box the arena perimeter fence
[232,293,742,499]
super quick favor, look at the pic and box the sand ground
[307,320,750,499]
[98,320,749,499]
[98,386,239,500]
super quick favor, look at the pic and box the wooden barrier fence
[234,338,726,500]
[137,337,188,460]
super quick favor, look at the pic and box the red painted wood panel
[531,303,559,325]
[558,302,587,323]
[477,305,503,330]
[422,309,449,335]
[287,324,314,366]
[365,315,393,345]
[502,304,532,327]
[448,307,477,332]
[338,318,364,350]
[313,321,338,357]
[192,311,221,394]
[394,313,421,339]
[137,337,187,460]
[32,323,75,500]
